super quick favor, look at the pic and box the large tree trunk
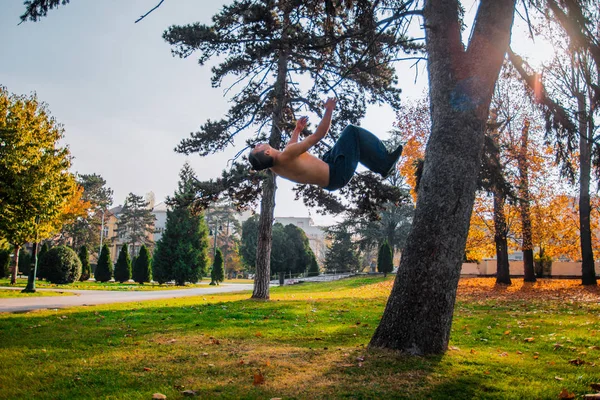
[577,94,596,285]
[251,9,290,300]
[10,245,21,285]
[518,120,536,282]
[369,0,516,355]
[494,189,511,285]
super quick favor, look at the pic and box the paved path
[0,284,254,313]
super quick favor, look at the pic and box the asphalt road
[0,284,254,313]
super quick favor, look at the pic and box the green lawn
[0,289,74,298]
[0,278,251,291]
[1,276,599,399]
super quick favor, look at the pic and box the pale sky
[0,1,551,226]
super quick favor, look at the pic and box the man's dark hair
[248,149,274,171]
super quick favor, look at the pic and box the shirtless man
[248,97,403,191]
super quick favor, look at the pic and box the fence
[462,260,600,277]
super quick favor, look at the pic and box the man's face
[252,143,271,154]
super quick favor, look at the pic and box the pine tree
[132,244,151,284]
[324,227,360,273]
[94,243,113,283]
[18,249,31,277]
[117,193,156,256]
[377,241,393,277]
[37,243,50,280]
[163,1,413,299]
[78,245,91,281]
[211,248,225,286]
[114,243,132,283]
[153,163,209,285]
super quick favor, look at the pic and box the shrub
[0,250,10,278]
[132,244,152,284]
[39,246,82,284]
[18,249,31,276]
[95,244,113,283]
[210,248,225,285]
[78,245,91,281]
[114,244,132,283]
[377,241,393,277]
[307,252,320,277]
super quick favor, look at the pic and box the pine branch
[135,0,165,23]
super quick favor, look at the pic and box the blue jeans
[321,125,392,191]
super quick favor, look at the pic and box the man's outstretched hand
[295,116,308,132]
[323,97,337,111]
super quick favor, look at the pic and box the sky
[0,1,553,226]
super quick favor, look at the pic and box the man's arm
[283,97,337,157]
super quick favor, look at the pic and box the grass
[0,289,74,298]
[1,276,599,399]
[0,278,252,291]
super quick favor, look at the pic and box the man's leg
[339,125,403,177]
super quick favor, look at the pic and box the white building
[274,216,329,264]
[152,202,168,243]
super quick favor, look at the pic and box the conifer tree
[163,1,414,299]
[132,244,152,284]
[117,193,155,256]
[211,248,225,286]
[153,163,209,285]
[37,243,50,280]
[114,244,132,283]
[78,245,91,281]
[307,251,320,277]
[377,241,393,277]
[324,227,360,273]
[94,243,113,283]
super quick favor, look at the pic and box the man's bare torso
[271,148,330,188]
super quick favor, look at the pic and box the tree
[163,1,413,300]
[18,249,32,277]
[377,241,394,277]
[132,244,152,284]
[153,163,210,285]
[211,248,225,286]
[0,249,10,279]
[240,215,259,273]
[0,87,83,284]
[114,243,132,283]
[370,1,517,354]
[117,193,155,257]
[37,242,50,280]
[283,224,313,276]
[78,245,91,281]
[205,201,243,278]
[94,243,113,283]
[324,226,360,273]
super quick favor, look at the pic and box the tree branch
[135,0,166,23]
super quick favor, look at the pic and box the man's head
[248,143,274,171]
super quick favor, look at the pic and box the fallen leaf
[143,367,152,372]
[583,394,600,399]
[253,370,265,386]
[470,349,477,354]
[569,358,585,366]
[516,351,523,355]
[555,376,564,381]
[181,390,197,397]
[152,394,167,400]
[255,332,263,337]
[559,388,575,399]
[504,330,511,335]
[590,383,600,391]
[449,346,460,351]
[239,360,245,365]
[589,346,600,351]
[554,343,563,350]
[524,337,535,342]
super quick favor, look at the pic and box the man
[248,97,403,191]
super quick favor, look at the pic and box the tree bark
[10,245,21,285]
[369,0,516,355]
[577,93,596,285]
[251,8,290,300]
[494,189,511,285]
[518,120,535,282]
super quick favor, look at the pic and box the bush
[95,244,113,283]
[0,250,10,279]
[307,252,320,277]
[377,241,393,277]
[39,246,82,284]
[210,248,225,285]
[18,249,31,276]
[114,244,132,283]
[37,243,50,279]
[78,245,91,281]
[132,245,152,284]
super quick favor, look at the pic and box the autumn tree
[0,87,83,284]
